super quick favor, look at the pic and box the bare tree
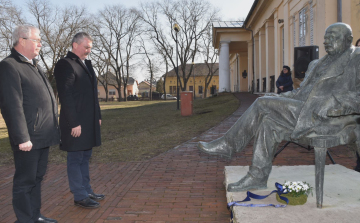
[201,26,218,98]
[140,0,219,92]
[158,47,172,99]
[27,0,89,94]
[120,8,142,101]
[92,5,142,101]
[139,37,162,100]
[91,49,111,102]
[0,0,24,59]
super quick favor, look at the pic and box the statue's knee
[254,97,269,108]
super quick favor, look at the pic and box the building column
[239,52,248,92]
[247,40,253,92]
[229,54,237,92]
[219,41,231,92]
[259,27,266,92]
[274,10,280,82]
[231,54,240,92]
[283,1,290,66]
[236,54,240,92]
[265,19,275,92]
[254,35,259,92]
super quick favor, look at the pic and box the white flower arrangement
[282,181,313,197]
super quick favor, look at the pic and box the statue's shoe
[197,136,233,159]
[227,173,268,192]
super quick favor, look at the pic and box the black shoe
[74,197,100,209]
[36,214,58,223]
[88,192,105,201]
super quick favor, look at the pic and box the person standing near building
[54,32,104,208]
[0,25,60,223]
[276,65,293,94]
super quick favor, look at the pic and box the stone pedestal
[225,165,360,223]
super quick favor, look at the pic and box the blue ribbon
[227,183,289,221]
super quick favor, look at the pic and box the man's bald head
[324,23,353,56]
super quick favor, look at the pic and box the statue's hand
[327,108,343,117]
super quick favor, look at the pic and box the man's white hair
[12,24,39,47]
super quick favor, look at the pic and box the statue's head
[323,23,353,56]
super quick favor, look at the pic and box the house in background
[97,72,139,100]
[138,80,156,97]
[214,0,360,93]
[126,77,139,96]
[163,63,219,98]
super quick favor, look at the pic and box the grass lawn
[0,93,239,165]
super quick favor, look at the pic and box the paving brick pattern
[0,93,357,222]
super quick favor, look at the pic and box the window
[98,90,100,96]
[169,86,177,94]
[198,86,203,94]
[109,90,116,95]
[189,86,193,91]
[299,8,307,46]
[211,85,217,94]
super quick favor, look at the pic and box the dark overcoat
[276,73,293,94]
[54,51,101,151]
[0,48,60,150]
[283,46,360,143]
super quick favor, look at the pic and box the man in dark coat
[0,25,60,223]
[54,32,104,208]
[276,65,293,94]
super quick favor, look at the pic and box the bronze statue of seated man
[198,22,360,192]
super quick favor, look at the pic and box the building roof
[98,71,136,86]
[244,0,260,27]
[212,21,244,28]
[163,63,219,77]
[211,0,259,30]
[139,81,151,86]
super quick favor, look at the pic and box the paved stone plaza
[0,93,357,222]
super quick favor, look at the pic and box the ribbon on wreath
[227,182,289,221]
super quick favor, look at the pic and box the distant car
[161,94,177,100]
[127,95,138,101]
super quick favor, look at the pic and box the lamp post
[173,23,180,110]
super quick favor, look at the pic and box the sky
[12,0,254,21]
[10,0,255,81]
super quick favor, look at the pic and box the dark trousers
[13,147,49,223]
[67,149,94,201]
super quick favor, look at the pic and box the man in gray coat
[199,22,360,192]
[0,25,60,223]
[54,32,103,209]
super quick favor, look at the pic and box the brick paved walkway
[0,93,357,222]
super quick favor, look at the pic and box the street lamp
[173,23,180,110]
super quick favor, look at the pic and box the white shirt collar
[17,51,33,64]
